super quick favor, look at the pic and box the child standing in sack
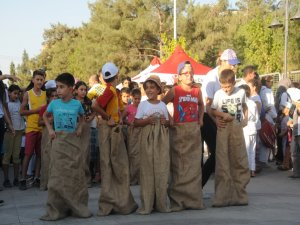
[134,75,170,214]
[41,73,91,221]
[211,69,250,207]
[92,62,137,216]
[163,61,204,211]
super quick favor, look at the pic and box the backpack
[259,119,276,149]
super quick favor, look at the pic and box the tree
[9,62,16,75]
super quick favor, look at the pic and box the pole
[174,0,177,41]
[284,0,289,78]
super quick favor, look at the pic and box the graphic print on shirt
[177,94,198,122]
[221,97,242,122]
[55,112,75,130]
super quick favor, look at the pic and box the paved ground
[1,163,300,225]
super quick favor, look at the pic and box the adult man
[201,49,240,187]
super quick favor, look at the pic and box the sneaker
[19,179,27,190]
[3,179,12,188]
[0,200,4,206]
[33,178,40,188]
[26,177,34,188]
[13,178,19,186]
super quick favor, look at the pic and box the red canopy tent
[150,45,211,84]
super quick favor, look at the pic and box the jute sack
[40,127,51,191]
[168,122,204,211]
[40,132,91,221]
[98,124,137,216]
[127,125,141,185]
[81,122,91,185]
[138,121,170,214]
[213,121,250,207]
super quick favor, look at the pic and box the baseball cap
[101,62,119,80]
[177,61,193,75]
[143,75,162,94]
[45,80,56,89]
[220,49,240,65]
[284,102,292,109]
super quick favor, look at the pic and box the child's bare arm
[241,103,248,127]
[20,92,41,116]
[162,87,175,105]
[43,111,55,139]
[134,117,155,127]
[76,115,84,136]
[198,91,204,126]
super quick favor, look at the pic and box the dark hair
[129,81,138,90]
[122,76,131,84]
[242,65,256,77]
[46,88,57,99]
[248,78,261,90]
[55,73,75,87]
[25,69,46,91]
[239,84,250,98]
[120,87,130,95]
[131,88,141,97]
[74,81,88,91]
[8,84,21,93]
[261,76,272,86]
[104,75,117,83]
[219,69,235,84]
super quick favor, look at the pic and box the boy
[92,62,137,216]
[211,69,250,207]
[40,73,91,221]
[120,87,130,106]
[163,61,204,211]
[2,84,25,187]
[134,75,170,214]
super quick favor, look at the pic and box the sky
[0,0,237,74]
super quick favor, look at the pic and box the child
[40,73,91,221]
[19,69,47,190]
[240,85,259,177]
[2,84,25,187]
[92,62,137,216]
[122,88,141,185]
[134,75,170,214]
[211,69,250,207]
[38,80,57,190]
[120,87,130,106]
[74,81,95,187]
[162,61,204,212]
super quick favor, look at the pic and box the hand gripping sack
[259,119,276,149]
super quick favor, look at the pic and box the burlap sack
[81,122,91,185]
[138,121,170,214]
[213,121,250,207]
[168,122,204,211]
[40,132,91,221]
[127,125,141,185]
[40,127,51,191]
[98,124,137,216]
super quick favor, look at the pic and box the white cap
[101,62,119,80]
[45,80,56,89]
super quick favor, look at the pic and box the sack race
[81,122,91,185]
[127,125,141,185]
[138,121,170,214]
[168,122,204,211]
[41,132,91,221]
[213,121,250,207]
[40,127,52,191]
[98,124,137,216]
[259,119,276,149]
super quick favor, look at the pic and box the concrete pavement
[1,164,300,225]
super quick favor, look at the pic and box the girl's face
[131,94,141,106]
[121,92,130,104]
[49,91,58,102]
[144,81,160,101]
[9,90,20,102]
[32,75,45,90]
[75,85,87,99]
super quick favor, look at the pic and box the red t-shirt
[39,104,48,118]
[173,85,200,124]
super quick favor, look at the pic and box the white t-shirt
[201,66,220,111]
[211,87,246,123]
[243,98,259,135]
[8,100,25,130]
[250,95,262,130]
[235,78,247,87]
[135,100,169,120]
[287,88,300,102]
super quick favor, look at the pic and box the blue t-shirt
[47,99,84,133]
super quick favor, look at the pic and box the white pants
[244,133,256,171]
[258,135,270,163]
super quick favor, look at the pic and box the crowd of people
[0,48,299,220]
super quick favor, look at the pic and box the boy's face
[220,82,235,95]
[121,92,130,104]
[178,64,194,85]
[32,75,45,89]
[56,81,73,100]
[144,81,160,101]
[9,90,20,102]
[131,94,141,106]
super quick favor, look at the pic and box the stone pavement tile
[0,206,20,224]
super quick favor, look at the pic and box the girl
[19,69,46,190]
[134,75,170,214]
[74,81,95,186]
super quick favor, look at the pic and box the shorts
[25,131,42,157]
[2,130,23,164]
